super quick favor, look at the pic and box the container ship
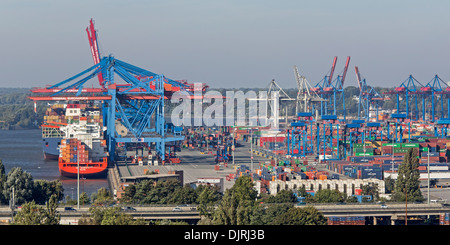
[42,121,65,160]
[42,104,66,160]
[58,138,108,178]
[58,114,108,178]
[41,102,108,177]
[41,102,103,160]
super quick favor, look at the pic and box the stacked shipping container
[59,138,90,163]
[327,216,365,225]
[440,213,450,225]
[43,103,103,125]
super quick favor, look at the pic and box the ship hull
[58,157,108,178]
[43,137,62,160]
[44,152,59,160]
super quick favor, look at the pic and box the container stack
[43,104,66,123]
[59,138,90,163]
[327,216,365,225]
[254,159,333,183]
[327,160,384,180]
[353,143,374,156]
[43,103,103,125]
[440,213,450,225]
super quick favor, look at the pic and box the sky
[1,0,450,89]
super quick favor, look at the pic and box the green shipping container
[354,148,374,153]
[393,148,409,153]
[382,143,401,147]
[355,152,374,156]
[402,143,419,148]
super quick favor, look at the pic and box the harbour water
[0,129,109,200]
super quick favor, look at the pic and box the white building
[257,178,385,197]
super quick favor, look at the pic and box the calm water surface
[0,129,109,199]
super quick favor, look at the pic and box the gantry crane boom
[86,18,104,87]
[339,56,351,89]
[327,56,338,87]
[355,66,362,91]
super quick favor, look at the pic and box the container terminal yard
[22,19,450,226]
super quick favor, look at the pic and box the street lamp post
[250,129,253,172]
[77,148,80,209]
[232,128,236,166]
[428,147,430,204]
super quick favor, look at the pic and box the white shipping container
[429,166,449,171]
[387,171,450,180]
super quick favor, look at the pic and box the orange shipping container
[319,175,327,180]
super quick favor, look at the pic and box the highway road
[0,205,201,224]
[1,202,449,224]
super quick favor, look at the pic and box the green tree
[230,175,257,202]
[65,195,77,205]
[271,206,327,225]
[154,178,182,204]
[346,196,359,203]
[362,182,379,201]
[0,159,6,204]
[119,184,136,204]
[79,206,137,225]
[100,206,133,225]
[212,176,256,225]
[32,179,64,205]
[13,198,60,225]
[3,167,34,205]
[392,148,424,202]
[43,194,61,225]
[79,192,90,205]
[250,203,293,225]
[196,185,221,218]
[91,187,113,205]
[168,184,197,204]
[313,189,344,203]
[13,200,46,225]
[118,178,185,205]
[265,189,297,203]
[212,189,238,225]
[384,176,395,194]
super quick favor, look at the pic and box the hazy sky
[1,0,450,89]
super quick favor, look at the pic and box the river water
[0,129,109,200]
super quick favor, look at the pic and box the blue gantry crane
[384,75,424,121]
[287,112,315,157]
[354,66,389,121]
[311,56,351,121]
[30,56,190,163]
[29,19,196,164]
[420,75,447,121]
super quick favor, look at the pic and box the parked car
[122,206,136,211]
